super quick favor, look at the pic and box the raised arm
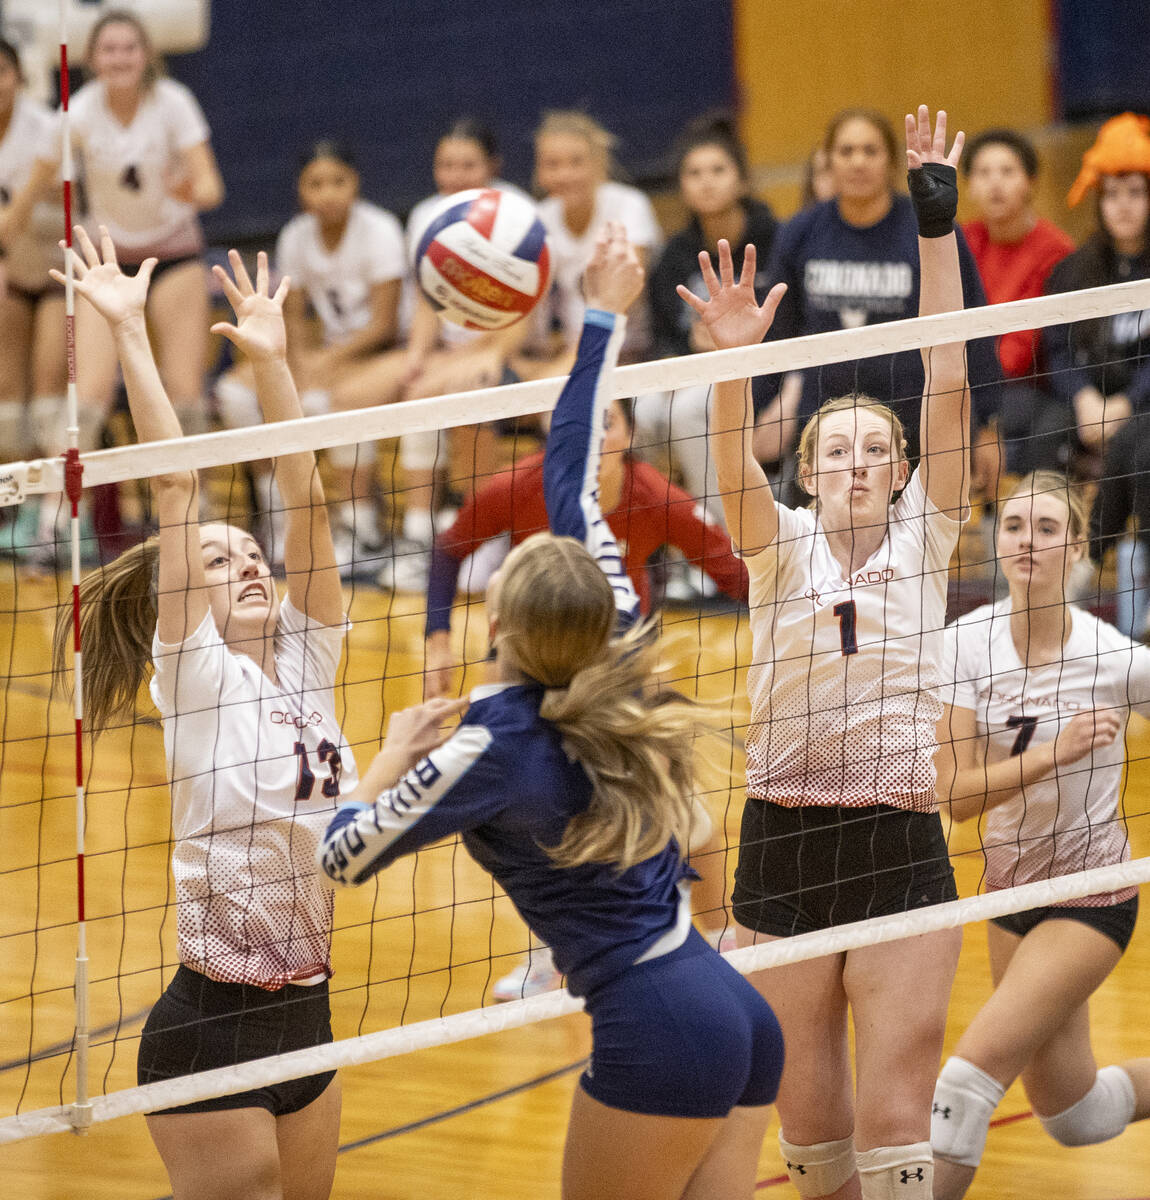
[677,241,787,553]
[52,226,206,644]
[907,105,970,516]
[542,224,644,628]
[212,251,343,626]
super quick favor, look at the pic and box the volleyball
[413,188,551,330]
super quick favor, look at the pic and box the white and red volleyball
[414,188,551,330]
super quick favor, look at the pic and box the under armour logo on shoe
[932,1102,952,1118]
[900,1168,925,1183]
[786,1161,807,1175]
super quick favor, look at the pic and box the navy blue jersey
[319,681,691,997]
[753,194,1001,446]
[543,308,642,631]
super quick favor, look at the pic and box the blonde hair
[52,537,160,734]
[86,10,163,90]
[1002,470,1090,541]
[796,393,908,505]
[534,110,617,180]
[495,534,705,870]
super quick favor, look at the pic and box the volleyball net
[2,278,1150,1144]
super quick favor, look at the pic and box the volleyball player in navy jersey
[680,106,968,1200]
[52,228,356,1200]
[320,228,784,1200]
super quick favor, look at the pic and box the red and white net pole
[59,0,92,1133]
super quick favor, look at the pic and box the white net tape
[3,277,1150,497]
[6,276,1150,1145]
[3,855,1148,1143]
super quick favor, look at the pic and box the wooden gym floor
[2,561,1150,1199]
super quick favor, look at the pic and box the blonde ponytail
[52,537,161,733]
[495,534,712,871]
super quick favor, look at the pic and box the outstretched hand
[676,240,786,351]
[905,104,964,172]
[50,225,154,328]
[583,221,645,315]
[211,250,290,362]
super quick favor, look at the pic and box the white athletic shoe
[491,947,561,1002]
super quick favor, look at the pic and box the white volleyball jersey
[403,178,530,346]
[535,180,662,348]
[0,94,63,290]
[276,199,406,344]
[743,469,961,811]
[150,600,359,989]
[63,78,209,259]
[942,600,1150,905]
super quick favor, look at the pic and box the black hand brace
[907,163,958,238]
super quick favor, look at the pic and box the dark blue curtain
[162,0,735,242]
[1056,0,1150,120]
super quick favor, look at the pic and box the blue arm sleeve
[425,540,464,637]
[543,309,641,631]
[318,723,504,887]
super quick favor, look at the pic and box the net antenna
[55,0,92,1136]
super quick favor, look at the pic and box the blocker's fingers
[739,242,758,289]
[212,262,246,311]
[676,283,708,316]
[228,248,255,295]
[73,224,100,268]
[917,104,932,152]
[272,275,290,306]
[98,225,119,267]
[716,239,736,287]
[932,110,949,158]
[255,251,269,296]
[697,248,721,296]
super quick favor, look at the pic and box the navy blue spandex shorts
[580,927,784,1118]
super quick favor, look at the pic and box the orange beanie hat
[1067,112,1150,206]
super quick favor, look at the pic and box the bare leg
[149,260,211,430]
[562,1084,725,1200]
[934,919,1122,1200]
[277,1077,342,1200]
[146,1106,283,1200]
[683,1103,773,1199]
[741,927,860,1200]
[846,929,962,1149]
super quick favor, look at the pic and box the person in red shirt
[423,394,749,697]
[962,129,1074,472]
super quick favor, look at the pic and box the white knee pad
[856,1142,932,1199]
[0,401,29,459]
[930,1055,1005,1168]
[777,1132,856,1197]
[214,375,260,430]
[1039,1065,1135,1147]
[27,395,66,455]
[327,439,376,470]
[399,429,442,473]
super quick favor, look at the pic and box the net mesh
[2,279,1150,1144]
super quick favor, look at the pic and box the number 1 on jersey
[833,600,859,656]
